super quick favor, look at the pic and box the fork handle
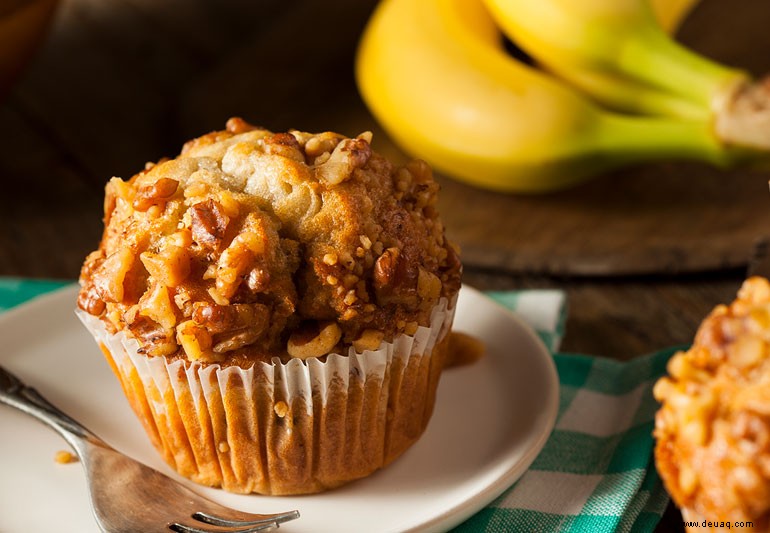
[0,365,106,453]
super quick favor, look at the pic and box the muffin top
[78,118,461,365]
[654,276,770,527]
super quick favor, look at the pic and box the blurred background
[3,0,770,530]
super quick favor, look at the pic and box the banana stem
[620,27,745,110]
[551,64,711,120]
[594,113,739,167]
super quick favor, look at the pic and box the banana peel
[355,0,769,193]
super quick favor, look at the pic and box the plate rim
[415,285,559,532]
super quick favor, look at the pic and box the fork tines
[169,509,300,533]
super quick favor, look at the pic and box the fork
[0,365,300,533]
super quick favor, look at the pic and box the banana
[355,0,740,193]
[510,0,707,119]
[482,0,746,121]
[649,0,702,33]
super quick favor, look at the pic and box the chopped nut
[104,178,135,224]
[128,316,177,356]
[198,265,215,281]
[274,401,288,418]
[232,231,266,255]
[189,199,230,250]
[77,287,106,316]
[304,132,345,158]
[352,329,384,352]
[341,308,358,321]
[313,152,331,165]
[176,320,213,361]
[140,243,191,288]
[373,247,399,289]
[287,321,342,359]
[314,137,372,185]
[215,215,269,299]
[338,251,355,270]
[133,178,179,212]
[342,273,359,288]
[323,252,338,266]
[139,284,177,330]
[191,302,269,352]
[207,287,230,306]
[184,182,209,198]
[417,267,442,300]
[92,247,136,303]
[246,267,271,292]
[213,328,262,352]
[192,302,268,333]
[218,190,241,218]
[730,335,765,368]
[344,290,358,306]
[262,132,305,163]
[218,441,230,453]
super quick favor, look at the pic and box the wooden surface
[2,0,770,531]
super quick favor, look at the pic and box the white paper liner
[76,296,456,495]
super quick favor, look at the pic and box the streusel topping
[78,118,461,364]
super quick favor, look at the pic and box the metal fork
[0,365,299,533]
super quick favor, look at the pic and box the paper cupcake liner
[76,297,456,495]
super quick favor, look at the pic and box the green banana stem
[545,62,711,120]
[620,26,746,110]
[600,26,770,152]
[594,113,744,167]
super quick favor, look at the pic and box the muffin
[76,118,462,495]
[654,277,770,531]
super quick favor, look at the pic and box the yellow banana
[509,0,707,119]
[483,0,746,122]
[649,0,702,33]
[355,0,740,193]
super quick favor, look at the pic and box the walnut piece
[287,321,342,359]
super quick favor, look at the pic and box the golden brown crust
[78,119,461,365]
[654,277,770,529]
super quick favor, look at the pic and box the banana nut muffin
[76,117,462,495]
[654,277,770,531]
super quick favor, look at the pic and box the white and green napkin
[452,290,674,532]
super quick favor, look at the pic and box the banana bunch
[355,0,770,193]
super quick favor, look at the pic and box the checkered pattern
[0,279,673,533]
[452,292,675,533]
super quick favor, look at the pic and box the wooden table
[2,0,770,530]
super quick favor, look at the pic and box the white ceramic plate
[0,285,558,533]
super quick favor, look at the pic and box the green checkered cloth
[0,279,673,532]
[454,291,674,533]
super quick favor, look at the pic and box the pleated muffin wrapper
[76,296,456,495]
